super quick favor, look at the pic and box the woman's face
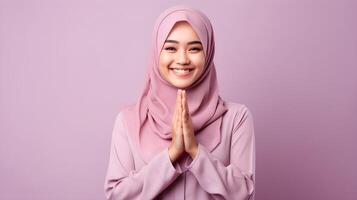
[159,21,205,89]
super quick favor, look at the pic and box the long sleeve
[104,113,183,200]
[186,106,256,200]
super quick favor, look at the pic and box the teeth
[172,68,191,75]
[174,69,190,71]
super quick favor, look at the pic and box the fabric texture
[104,103,256,199]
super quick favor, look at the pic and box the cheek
[192,54,205,73]
[159,53,172,78]
[159,53,173,68]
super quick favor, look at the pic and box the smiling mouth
[169,68,194,78]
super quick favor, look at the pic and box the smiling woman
[104,5,256,200]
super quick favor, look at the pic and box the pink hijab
[123,5,228,164]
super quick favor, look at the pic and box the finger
[182,90,189,122]
[178,108,182,133]
[172,90,180,126]
[176,89,181,112]
[181,90,185,112]
[183,90,189,113]
[182,107,187,130]
[177,90,182,130]
[181,93,187,131]
[174,90,182,130]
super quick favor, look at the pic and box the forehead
[166,21,201,41]
[156,14,209,56]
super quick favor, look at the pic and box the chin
[171,80,193,89]
[167,72,199,89]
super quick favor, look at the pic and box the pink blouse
[104,102,256,199]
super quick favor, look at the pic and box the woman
[104,5,255,200]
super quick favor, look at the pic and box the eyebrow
[165,39,202,45]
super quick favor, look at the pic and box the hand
[168,89,185,163]
[181,90,198,159]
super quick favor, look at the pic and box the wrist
[188,144,198,159]
[168,146,179,163]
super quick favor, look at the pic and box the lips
[169,67,194,78]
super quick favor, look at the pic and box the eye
[164,47,176,51]
[189,47,202,52]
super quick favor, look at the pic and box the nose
[176,50,190,65]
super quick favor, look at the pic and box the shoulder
[114,104,136,121]
[111,104,137,132]
[223,101,253,119]
[223,101,254,132]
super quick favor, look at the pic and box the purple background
[1,0,356,199]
